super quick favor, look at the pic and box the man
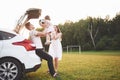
[25,21,57,77]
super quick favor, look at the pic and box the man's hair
[25,22,30,27]
[25,22,31,29]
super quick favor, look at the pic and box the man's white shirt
[29,29,43,49]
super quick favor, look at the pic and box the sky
[0,0,120,29]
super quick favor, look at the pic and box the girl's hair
[44,15,51,20]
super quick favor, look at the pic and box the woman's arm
[54,33,62,40]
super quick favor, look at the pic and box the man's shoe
[53,72,59,78]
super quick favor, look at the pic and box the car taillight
[12,39,36,51]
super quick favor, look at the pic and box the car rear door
[13,8,41,34]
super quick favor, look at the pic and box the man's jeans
[35,49,55,76]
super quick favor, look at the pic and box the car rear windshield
[0,31,16,40]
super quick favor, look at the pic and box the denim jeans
[35,49,55,76]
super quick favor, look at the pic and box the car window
[0,34,2,40]
[0,31,16,40]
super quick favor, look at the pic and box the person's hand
[45,41,51,45]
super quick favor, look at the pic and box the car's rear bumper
[25,64,41,73]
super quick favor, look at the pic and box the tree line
[58,13,120,51]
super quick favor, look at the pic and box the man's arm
[36,31,47,37]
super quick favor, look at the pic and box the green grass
[22,51,120,80]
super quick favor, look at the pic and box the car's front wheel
[0,57,23,80]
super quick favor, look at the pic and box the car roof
[0,28,17,35]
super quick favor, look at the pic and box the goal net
[65,45,81,53]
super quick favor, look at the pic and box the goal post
[66,45,81,53]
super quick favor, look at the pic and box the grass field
[22,51,120,80]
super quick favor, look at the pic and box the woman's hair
[55,25,61,33]
[55,25,62,41]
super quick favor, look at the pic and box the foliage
[59,13,120,50]
[34,12,120,51]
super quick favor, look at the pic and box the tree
[87,17,99,49]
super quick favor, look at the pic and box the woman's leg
[54,57,58,72]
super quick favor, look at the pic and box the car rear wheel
[0,58,23,80]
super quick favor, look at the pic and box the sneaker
[53,72,59,78]
[53,73,61,80]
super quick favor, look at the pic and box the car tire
[0,57,23,80]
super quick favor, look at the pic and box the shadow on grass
[21,71,78,80]
[21,73,62,80]
[21,75,41,80]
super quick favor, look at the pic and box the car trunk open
[13,8,42,34]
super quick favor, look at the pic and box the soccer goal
[66,45,81,53]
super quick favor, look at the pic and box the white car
[0,8,42,80]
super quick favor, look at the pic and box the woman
[48,25,62,72]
